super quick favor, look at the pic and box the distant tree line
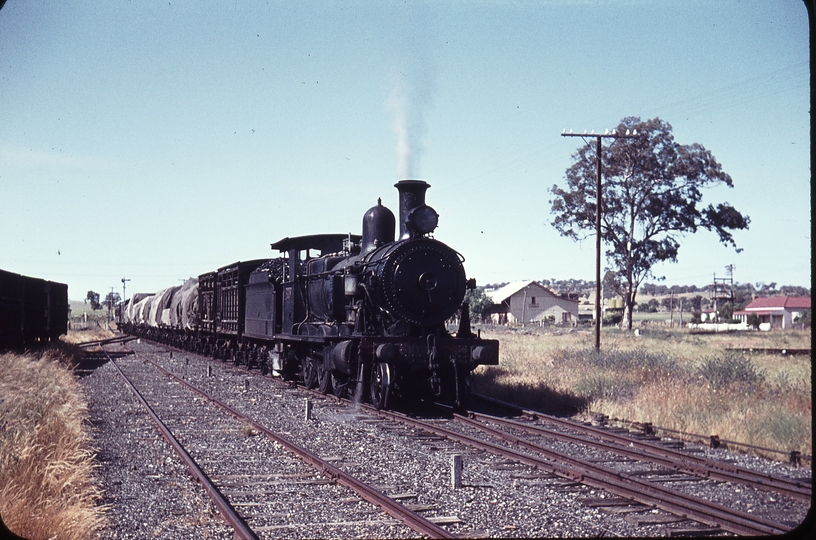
[483,280,808,301]
[639,283,702,296]
[638,281,809,299]
[479,279,809,321]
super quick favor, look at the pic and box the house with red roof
[733,296,811,330]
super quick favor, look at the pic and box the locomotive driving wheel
[331,371,349,399]
[301,355,318,389]
[370,362,392,410]
[317,359,331,394]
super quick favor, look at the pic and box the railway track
[298,369,810,535]
[86,336,810,537]
[93,340,453,539]
[362,407,798,536]
[467,394,811,502]
[99,343,257,539]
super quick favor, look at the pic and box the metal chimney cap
[394,179,431,190]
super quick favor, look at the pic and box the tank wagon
[0,269,69,349]
[120,180,498,409]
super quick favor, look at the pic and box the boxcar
[0,269,69,349]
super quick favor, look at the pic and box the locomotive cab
[269,233,361,335]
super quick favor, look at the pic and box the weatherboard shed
[487,281,579,325]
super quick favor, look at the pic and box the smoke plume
[386,8,436,180]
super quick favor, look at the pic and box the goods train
[0,269,69,349]
[119,180,499,409]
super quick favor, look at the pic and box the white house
[487,281,579,325]
[733,296,811,330]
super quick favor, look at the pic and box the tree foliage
[85,291,101,310]
[602,270,625,303]
[463,288,494,322]
[102,292,121,310]
[551,117,750,329]
[746,313,762,330]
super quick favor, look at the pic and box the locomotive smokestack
[395,179,431,240]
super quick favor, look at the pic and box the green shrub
[554,347,679,375]
[697,353,765,390]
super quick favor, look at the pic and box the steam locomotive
[120,180,498,409]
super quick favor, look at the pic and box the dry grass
[61,328,115,345]
[472,325,811,460]
[0,346,106,539]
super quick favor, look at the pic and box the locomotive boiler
[121,180,498,409]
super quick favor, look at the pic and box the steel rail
[189,347,799,535]
[78,334,137,349]
[455,412,792,536]
[471,393,811,501]
[466,406,811,502]
[101,346,258,540]
[367,406,790,536]
[130,348,456,539]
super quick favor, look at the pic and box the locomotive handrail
[451,247,466,263]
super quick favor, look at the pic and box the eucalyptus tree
[550,117,750,329]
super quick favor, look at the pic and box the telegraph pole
[561,129,638,350]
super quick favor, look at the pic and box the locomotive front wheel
[370,362,391,410]
[301,356,318,389]
[317,360,331,394]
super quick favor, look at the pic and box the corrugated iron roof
[487,281,537,302]
[486,280,577,304]
[744,296,811,310]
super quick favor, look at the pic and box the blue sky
[0,0,810,300]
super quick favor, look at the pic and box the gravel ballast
[80,340,813,538]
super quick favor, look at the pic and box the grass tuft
[61,327,114,345]
[0,346,106,539]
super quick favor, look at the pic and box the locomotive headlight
[407,204,439,236]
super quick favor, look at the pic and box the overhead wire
[438,61,808,199]
[644,61,808,121]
